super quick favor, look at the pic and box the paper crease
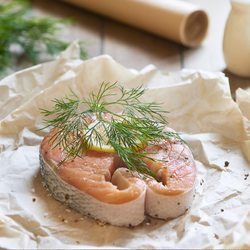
[0,42,250,249]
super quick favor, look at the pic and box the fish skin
[145,184,195,219]
[40,150,146,227]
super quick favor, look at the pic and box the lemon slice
[85,121,142,153]
[85,121,115,153]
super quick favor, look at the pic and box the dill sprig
[0,0,87,77]
[40,82,185,180]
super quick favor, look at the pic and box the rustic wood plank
[6,0,103,75]
[102,20,182,71]
[31,0,102,59]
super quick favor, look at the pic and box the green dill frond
[39,82,186,180]
[0,0,87,77]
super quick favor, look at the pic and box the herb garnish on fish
[39,82,185,179]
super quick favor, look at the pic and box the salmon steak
[40,115,197,227]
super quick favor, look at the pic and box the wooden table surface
[27,0,250,100]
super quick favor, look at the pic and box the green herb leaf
[0,0,87,77]
[39,82,186,180]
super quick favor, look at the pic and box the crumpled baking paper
[0,40,250,249]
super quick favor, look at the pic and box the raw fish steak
[40,117,197,227]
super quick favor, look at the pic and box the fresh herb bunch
[0,0,87,76]
[40,82,185,180]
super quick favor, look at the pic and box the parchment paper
[0,41,250,249]
[58,0,209,47]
